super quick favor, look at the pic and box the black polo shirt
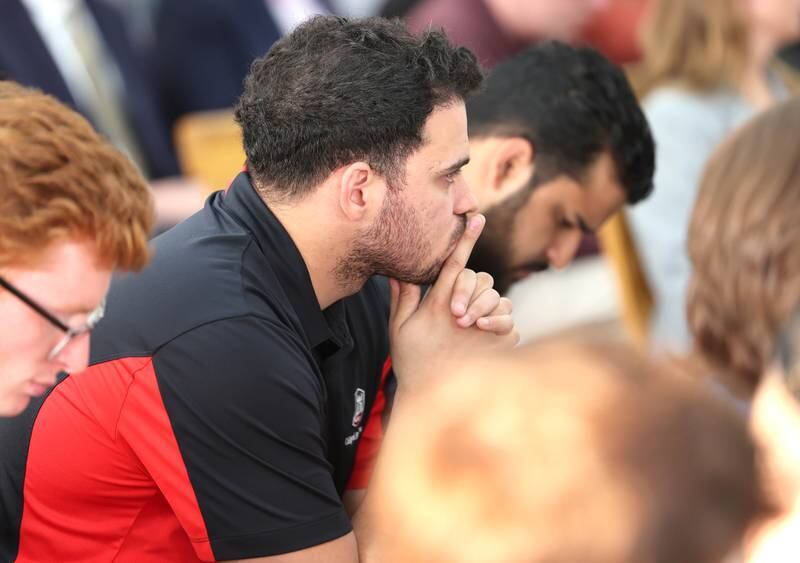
[0,172,393,561]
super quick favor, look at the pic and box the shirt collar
[221,172,339,349]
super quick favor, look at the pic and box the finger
[468,272,494,306]
[489,297,513,317]
[476,314,515,335]
[493,328,521,349]
[458,288,500,328]
[427,214,485,306]
[450,269,477,317]
[389,278,422,330]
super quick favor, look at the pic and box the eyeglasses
[0,276,105,361]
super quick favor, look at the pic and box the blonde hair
[688,97,800,396]
[0,81,153,270]
[373,338,766,563]
[632,0,749,98]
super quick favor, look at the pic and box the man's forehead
[418,103,469,159]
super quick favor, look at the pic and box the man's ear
[491,137,535,196]
[338,162,382,222]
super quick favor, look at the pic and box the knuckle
[477,272,494,287]
[496,318,513,334]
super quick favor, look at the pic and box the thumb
[389,278,421,331]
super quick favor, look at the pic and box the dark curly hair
[235,16,483,199]
[466,41,655,204]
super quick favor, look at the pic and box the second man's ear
[492,136,535,197]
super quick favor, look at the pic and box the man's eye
[444,170,461,184]
[560,218,575,229]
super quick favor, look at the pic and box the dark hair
[235,16,483,199]
[466,41,655,204]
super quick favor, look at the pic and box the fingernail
[470,214,485,231]
[453,302,466,315]
[477,317,489,328]
[460,315,472,326]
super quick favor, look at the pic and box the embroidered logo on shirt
[344,427,363,447]
[352,388,366,427]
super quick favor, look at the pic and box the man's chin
[395,269,439,287]
[381,261,442,287]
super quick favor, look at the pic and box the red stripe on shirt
[346,356,392,490]
[16,358,213,562]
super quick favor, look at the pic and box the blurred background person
[370,337,768,563]
[380,0,421,18]
[683,97,800,560]
[152,0,332,129]
[403,0,650,66]
[406,0,609,68]
[628,0,800,352]
[0,0,206,228]
[0,81,153,417]
[686,96,800,401]
[462,42,654,298]
[580,0,650,64]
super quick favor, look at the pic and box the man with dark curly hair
[0,17,516,562]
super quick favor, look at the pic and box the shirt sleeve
[117,315,351,561]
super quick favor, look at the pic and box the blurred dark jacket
[0,0,179,179]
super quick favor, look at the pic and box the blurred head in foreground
[372,338,767,563]
[0,81,153,416]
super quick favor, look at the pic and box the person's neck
[265,194,363,310]
[740,29,781,110]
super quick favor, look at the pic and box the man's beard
[468,183,547,295]
[336,188,467,288]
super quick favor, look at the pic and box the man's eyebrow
[576,215,595,235]
[435,156,470,176]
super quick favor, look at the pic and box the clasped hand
[389,214,519,392]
